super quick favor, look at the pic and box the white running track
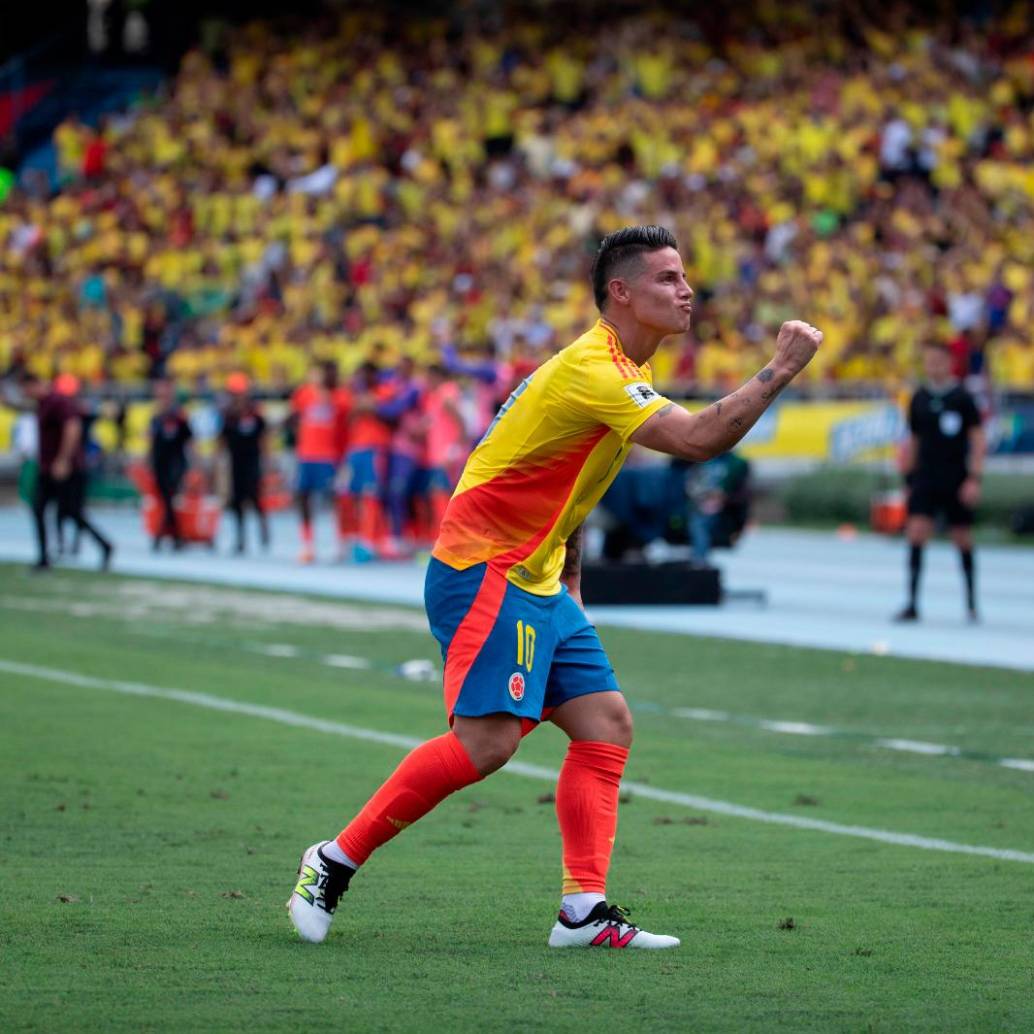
[1,505,1031,671]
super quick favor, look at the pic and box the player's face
[922,347,952,382]
[626,247,694,335]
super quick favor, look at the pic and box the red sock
[556,741,629,895]
[357,495,384,547]
[337,732,481,865]
[300,520,313,545]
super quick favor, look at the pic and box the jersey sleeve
[567,358,673,443]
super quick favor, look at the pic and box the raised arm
[630,320,822,461]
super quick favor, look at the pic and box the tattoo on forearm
[729,416,744,429]
[562,524,583,582]
[712,401,722,416]
[756,367,783,401]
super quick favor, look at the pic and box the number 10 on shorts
[516,620,536,672]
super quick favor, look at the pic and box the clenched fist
[774,320,823,378]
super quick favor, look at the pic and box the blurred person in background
[686,451,752,567]
[149,378,193,551]
[895,342,985,623]
[421,363,466,541]
[343,361,391,563]
[52,374,89,557]
[20,372,113,572]
[378,356,424,559]
[220,373,269,555]
[289,360,350,564]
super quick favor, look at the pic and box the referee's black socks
[908,544,923,610]
[959,547,976,613]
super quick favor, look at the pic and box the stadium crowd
[1,2,1034,403]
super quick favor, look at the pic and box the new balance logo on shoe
[590,925,639,948]
[293,864,319,905]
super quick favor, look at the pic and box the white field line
[876,738,960,757]
[671,705,1034,771]
[1000,758,1034,773]
[322,654,373,670]
[3,657,1034,866]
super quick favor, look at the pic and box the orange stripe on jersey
[442,567,509,718]
[434,427,609,572]
[605,331,639,380]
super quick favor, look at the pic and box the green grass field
[1,562,1032,1032]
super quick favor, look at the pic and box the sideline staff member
[895,342,985,623]
[20,371,113,571]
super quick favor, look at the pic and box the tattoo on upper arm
[654,403,675,418]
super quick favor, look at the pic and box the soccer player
[894,342,985,622]
[290,360,350,564]
[343,362,392,562]
[287,225,822,949]
[421,362,467,540]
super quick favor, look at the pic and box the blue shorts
[424,557,620,726]
[345,448,386,496]
[296,461,336,495]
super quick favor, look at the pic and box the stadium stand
[1,2,1034,398]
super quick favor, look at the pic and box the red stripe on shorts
[443,566,509,719]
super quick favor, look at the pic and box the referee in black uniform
[895,342,985,623]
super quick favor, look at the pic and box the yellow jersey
[433,319,671,594]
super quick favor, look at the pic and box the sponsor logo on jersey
[624,382,660,409]
[508,672,525,701]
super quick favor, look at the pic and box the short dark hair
[591,225,679,310]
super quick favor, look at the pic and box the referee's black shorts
[907,478,974,527]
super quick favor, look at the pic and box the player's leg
[543,603,678,949]
[295,463,315,563]
[895,511,934,621]
[230,481,246,553]
[287,561,540,942]
[31,473,54,569]
[349,449,387,561]
[64,473,113,569]
[948,523,977,621]
[333,712,516,865]
[253,485,270,550]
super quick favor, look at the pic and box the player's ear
[608,277,631,307]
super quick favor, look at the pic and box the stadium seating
[2,4,1034,393]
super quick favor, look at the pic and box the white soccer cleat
[286,841,354,943]
[548,902,680,949]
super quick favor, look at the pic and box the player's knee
[607,700,634,748]
[454,716,521,776]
